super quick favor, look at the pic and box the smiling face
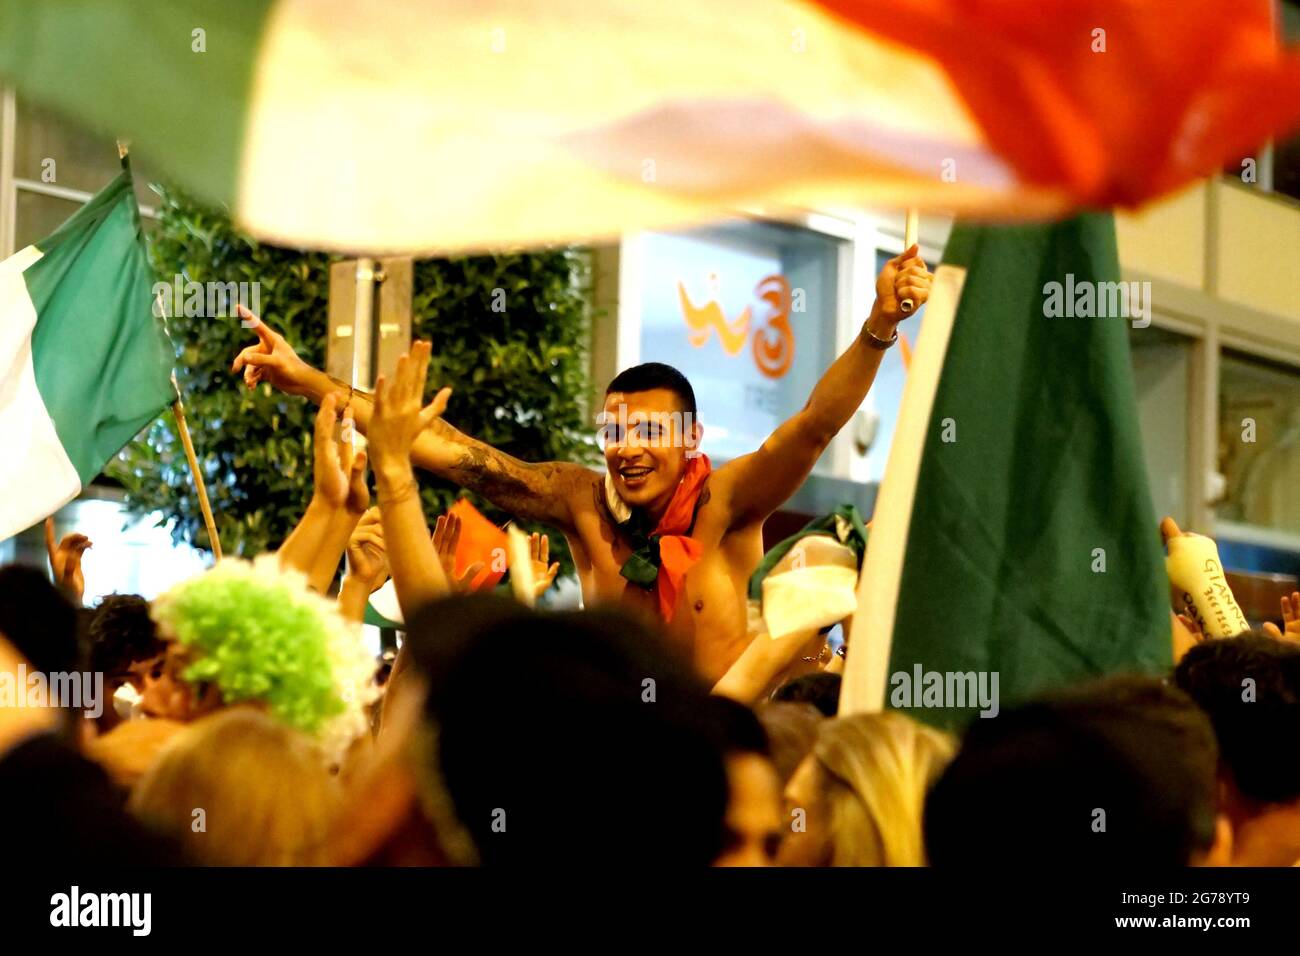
[601,388,702,514]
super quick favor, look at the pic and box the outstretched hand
[369,341,451,479]
[1262,591,1300,644]
[231,305,316,396]
[528,531,560,598]
[45,517,91,605]
[312,394,369,514]
[432,512,485,593]
[346,508,390,594]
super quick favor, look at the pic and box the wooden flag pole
[117,140,223,560]
[899,209,920,314]
[171,380,223,561]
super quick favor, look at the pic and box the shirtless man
[232,247,931,683]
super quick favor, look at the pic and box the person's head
[129,707,340,865]
[602,363,702,512]
[0,565,78,677]
[781,711,954,867]
[1174,632,1300,813]
[705,696,783,867]
[925,675,1228,867]
[404,594,729,866]
[772,673,843,718]
[86,594,167,730]
[0,565,80,737]
[147,556,378,763]
[132,640,225,724]
[88,595,164,682]
[756,701,824,785]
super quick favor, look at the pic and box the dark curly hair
[1174,630,1300,805]
[87,594,166,678]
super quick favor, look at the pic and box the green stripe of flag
[27,168,175,483]
[25,167,174,483]
[885,214,1169,729]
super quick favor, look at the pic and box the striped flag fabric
[0,1,1296,254]
[839,214,1170,726]
[0,168,175,541]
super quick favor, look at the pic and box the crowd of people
[3,249,1300,868]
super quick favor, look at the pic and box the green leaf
[115,185,595,578]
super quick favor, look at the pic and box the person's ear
[689,419,704,455]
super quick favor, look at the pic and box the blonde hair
[813,711,955,866]
[129,708,341,866]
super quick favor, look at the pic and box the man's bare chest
[564,489,760,681]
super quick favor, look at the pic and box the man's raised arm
[718,246,932,527]
[231,305,590,531]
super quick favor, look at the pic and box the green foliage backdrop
[110,187,598,574]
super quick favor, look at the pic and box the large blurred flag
[0,169,174,541]
[839,214,1169,726]
[0,0,1296,253]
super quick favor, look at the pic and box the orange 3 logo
[677,273,795,379]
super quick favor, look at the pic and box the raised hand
[1262,591,1300,644]
[873,244,932,325]
[312,394,368,513]
[432,512,485,593]
[346,508,390,594]
[45,516,91,604]
[231,305,316,396]
[529,532,560,598]
[370,343,455,618]
[368,341,451,481]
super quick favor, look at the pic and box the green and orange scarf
[614,454,711,622]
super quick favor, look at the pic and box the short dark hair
[606,362,697,418]
[0,564,78,676]
[772,673,842,718]
[924,675,1219,867]
[87,594,166,677]
[704,695,770,757]
[1174,631,1300,805]
[404,595,729,866]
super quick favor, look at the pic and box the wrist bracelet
[864,324,898,350]
[329,376,372,407]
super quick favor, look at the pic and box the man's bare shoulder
[704,454,765,530]
[556,462,604,512]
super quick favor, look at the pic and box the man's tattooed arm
[427,419,590,530]
[326,378,591,528]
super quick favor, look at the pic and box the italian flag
[839,214,1169,726]
[0,0,1296,254]
[0,168,175,542]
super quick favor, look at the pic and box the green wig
[151,555,377,760]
